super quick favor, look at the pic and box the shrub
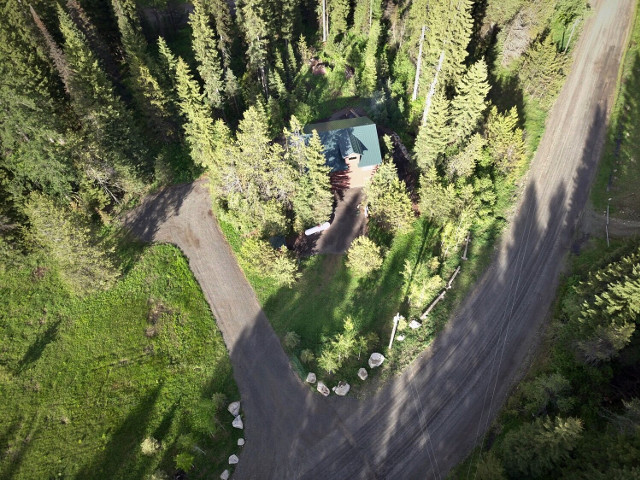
[346,237,383,277]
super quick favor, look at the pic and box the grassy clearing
[591,1,640,219]
[0,245,238,479]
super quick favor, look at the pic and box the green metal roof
[303,117,382,171]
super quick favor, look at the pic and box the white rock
[228,454,239,465]
[232,415,243,429]
[409,320,422,329]
[305,372,317,384]
[357,368,368,380]
[368,352,385,368]
[220,470,230,480]
[317,381,330,396]
[237,438,245,446]
[396,335,405,342]
[227,401,240,416]
[333,381,350,396]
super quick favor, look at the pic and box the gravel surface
[124,1,634,477]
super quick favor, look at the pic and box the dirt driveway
[315,188,366,254]
[124,1,635,477]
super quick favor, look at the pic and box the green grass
[0,245,238,479]
[591,0,640,218]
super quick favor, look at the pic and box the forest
[0,0,605,478]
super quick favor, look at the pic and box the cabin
[303,117,383,189]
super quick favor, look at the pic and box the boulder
[368,352,385,368]
[333,381,350,396]
[237,438,245,446]
[357,368,368,380]
[409,320,422,329]
[232,416,243,429]
[220,470,230,480]
[397,335,405,342]
[317,381,330,396]
[227,401,240,417]
[305,372,317,384]
[229,454,239,465]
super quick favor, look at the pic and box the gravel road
[124,1,635,477]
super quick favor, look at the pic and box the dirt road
[124,1,635,477]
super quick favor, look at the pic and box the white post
[421,290,446,320]
[462,233,470,260]
[411,25,426,102]
[564,17,581,53]
[388,313,401,350]
[322,0,327,42]
[421,49,445,126]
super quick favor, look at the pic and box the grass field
[0,245,238,479]
[591,1,640,219]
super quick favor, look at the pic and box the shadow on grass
[16,319,61,373]
[74,386,162,480]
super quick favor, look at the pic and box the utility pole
[322,0,327,43]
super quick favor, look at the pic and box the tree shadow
[74,385,162,480]
[16,319,61,373]
[123,179,199,244]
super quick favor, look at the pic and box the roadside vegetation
[455,238,640,479]
[456,11,640,476]
[0,244,238,479]
[592,0,640,220]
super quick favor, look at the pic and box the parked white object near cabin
[305,222,330,236]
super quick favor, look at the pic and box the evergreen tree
[190,0,225,110]
[111,0,173,139]
[219,105,295,235]
[328,0,350,40]
[364,160,414,234]
[203,0,234,65]
[346,236,383,276]
[286,118,333,231]
[449,60,490,143]
[237,0,270,97]
[414,89,449,172]
[519,36,567,107]
[24,193,117,294]
[446,133,486,179]
[500,416,583,478]
[487,106,526,174]
[171,55,228,172]
[353,0,382,36]
[57,4,147,197]
[359,20,381,95]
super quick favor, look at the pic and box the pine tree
[500,416,583,478]
[487,106,526,174]
[172,55,227,171]
[353,0,382,36]
[359,20,380,95]
[346,236,383,276]
[57,4,147,197]
[218,105,295,235]
[237,0,270,97]
[450,60,490,143]
[364,160,414,234]
[286,118,333,231]
[414,89,450,171]
[328,0,350,40]
[112,0,173,139]
[203,0,234,65]
[24,193,117,294]
[447,133,486,179]
[519,36,566,107]
[190,0,225,110]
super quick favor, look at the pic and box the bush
[239,238,299,287]
[140,437,160,456]
[346,237,383,277]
